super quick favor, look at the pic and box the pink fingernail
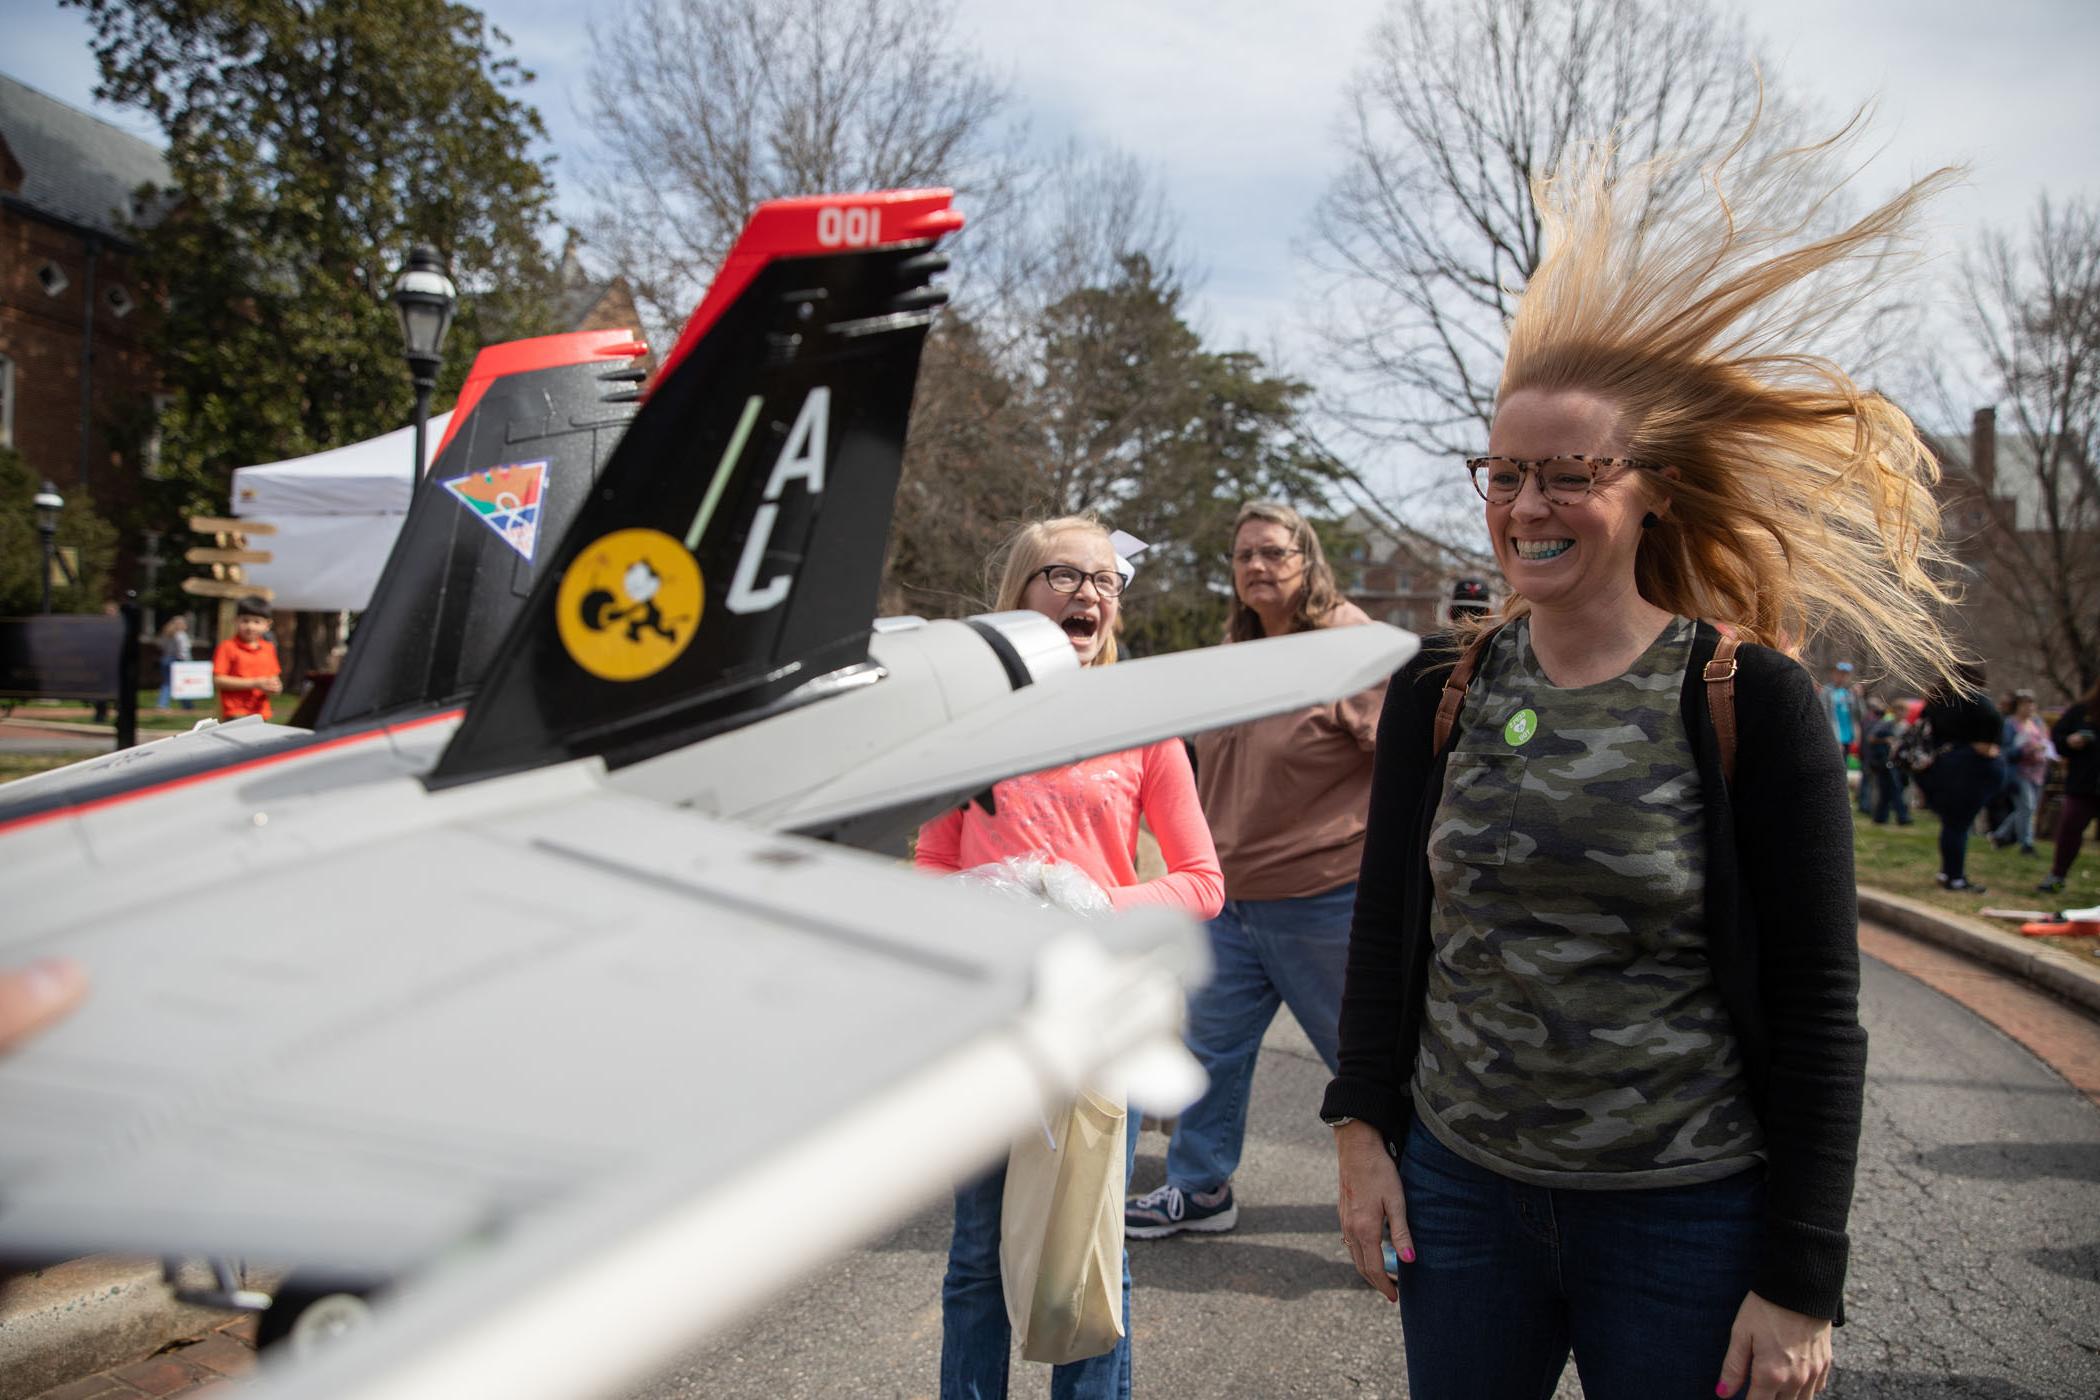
[1716,1386,1730,1397]
[1399,1246,1415,1264]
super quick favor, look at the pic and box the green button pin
[1503,708,1538,746]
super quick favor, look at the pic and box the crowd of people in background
[1817,665,2097,898]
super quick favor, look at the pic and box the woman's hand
[1334,1119,1410,1303]
[1717,1291,1833,1398]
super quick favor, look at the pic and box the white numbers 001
[816,205,881,249]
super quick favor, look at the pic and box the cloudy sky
[10,0,2099,448]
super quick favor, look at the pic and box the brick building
[555,235,649,355]
[1334,506,1496,635]
[1926,406,2099,705]
[0,74,169,516]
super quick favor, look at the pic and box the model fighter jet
[0,188,1416,1400]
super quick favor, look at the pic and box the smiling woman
[1325,120,1976,1400]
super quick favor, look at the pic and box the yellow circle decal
[555,528,703,681]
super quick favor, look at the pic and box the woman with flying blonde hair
[1324,125,1964,1400]
[918,513,1222,1400]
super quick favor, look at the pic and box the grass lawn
[1851,806,2100,971]
[5,693,304,731]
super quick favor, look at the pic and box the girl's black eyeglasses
[1033,564,1125,597]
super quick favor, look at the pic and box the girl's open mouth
[1062,616,1099,640]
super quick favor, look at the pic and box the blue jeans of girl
[1163,883,1353,1193]
[1396,1118,1764,1400]
[940,1125,1137,1399]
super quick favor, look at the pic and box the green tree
[0,450,119,616]
[67,0,562,524]
[1033,256,1342,656]
[883,313,1059,617]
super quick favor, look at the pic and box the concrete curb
[1857,884,2100,1018]
[0,1257,248,1400]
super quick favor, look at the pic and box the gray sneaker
[1125,1182,1237,1239]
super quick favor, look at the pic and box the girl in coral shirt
[917,514,1222,1400]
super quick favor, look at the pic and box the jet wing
[0,716,308,812]
[767,622,1414,837]
[0,776,1199,1278]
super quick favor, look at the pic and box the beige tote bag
[1000,1087,1127,1365]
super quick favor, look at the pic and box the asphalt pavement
[631,927,2100,1400]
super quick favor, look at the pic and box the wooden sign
[180,578,277,601]
[184,547,274,566]
[189,516,277,536]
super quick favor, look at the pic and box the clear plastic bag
[952,856,1113,919]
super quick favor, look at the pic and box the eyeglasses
[1464,455,1662,505]
[1230,546,1304,568]
[1032,563,1125,598]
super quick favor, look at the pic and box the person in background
[1125,501,1384,1241]
[213,597,282,722]
[916,514,1223,1400]
[1990,691,2050,856]
[1918,666,2004,893]
[1819,662,1866,814]
[91,601,119,724]
[1855,693,1884,818]
[2038,674,2100,895]
[1864,696,1912,826]
[156,612,194,712]
[1325,126,1966,1400]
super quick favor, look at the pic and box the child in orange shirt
[212,597,283,721]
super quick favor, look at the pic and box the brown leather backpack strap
[1704,633,1741,786]
[1432,625,1501,756]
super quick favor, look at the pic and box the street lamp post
[33,479,64,614]
[390,244,458,485]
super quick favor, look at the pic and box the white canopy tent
[229,413,450,611]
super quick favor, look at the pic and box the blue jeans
[1164,883,1353,1194]
[941,1125,1137,1399]
[155,658,193,710]
[1397,1119,1763,1400]
[1991,774,2040,850]
[1870,761,1910,823]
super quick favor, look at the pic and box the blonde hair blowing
[1225,500,1344,643]
[991,514,1119,667]
[1499,121,1967,689]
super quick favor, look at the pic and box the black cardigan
[1321,623,1866,1322]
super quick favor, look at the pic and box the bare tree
[1948,197,2100,696]
[581,0,1019,336]
[1305,0,1803,460]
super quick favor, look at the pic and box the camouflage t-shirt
[1413,616,1765,1188]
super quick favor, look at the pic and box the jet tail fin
[318,331,649,730]
[427,189,962,789]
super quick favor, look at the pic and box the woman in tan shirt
[1125,500,1386,1239]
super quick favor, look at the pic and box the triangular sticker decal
[443,460,549,562]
